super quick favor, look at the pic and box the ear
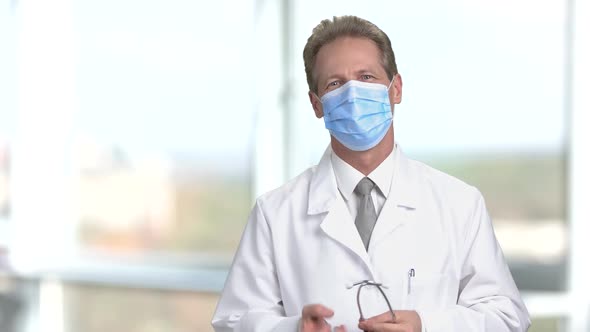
[390,73,403,104]
[309,91,324,118]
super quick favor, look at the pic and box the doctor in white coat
[212,15,530,332]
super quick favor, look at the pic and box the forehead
[314,36,384,80]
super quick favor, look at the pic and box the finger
[362,310,396,324]
[334,325,347,332]
[320,324,332,332]
[302,304,335,320]
[358,321,402,332]
[301,318,331,332]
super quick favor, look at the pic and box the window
[4,0,259,330]
[9,0,258,264]
[71,0,256,259]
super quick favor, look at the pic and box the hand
[358,310,421,332]
[299,304,347,332]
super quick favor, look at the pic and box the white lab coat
[212,145,530,332]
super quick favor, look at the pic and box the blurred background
[0,0,589,331]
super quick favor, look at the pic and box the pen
[407,268,415,294]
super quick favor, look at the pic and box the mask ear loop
[387,77,395,91]
[386,77,396,121]
[311,91,320,102]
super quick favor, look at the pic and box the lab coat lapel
[320,198,372,267]
[308,146,373,273]
[369,147,420,250]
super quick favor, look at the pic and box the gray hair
[303,15,398,94]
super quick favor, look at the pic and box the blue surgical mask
[318,79,393,151]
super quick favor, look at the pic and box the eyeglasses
[347,280,395,323]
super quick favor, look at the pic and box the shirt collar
[368,148,394,198]
[331,146,395,201]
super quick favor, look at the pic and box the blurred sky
[0,0,567,163]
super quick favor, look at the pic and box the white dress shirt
[331,147,395,220]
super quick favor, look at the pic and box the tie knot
[354,177,375,196]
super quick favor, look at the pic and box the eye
[326,80,341,90]
[328,80,340,87]
[361,74,374,80]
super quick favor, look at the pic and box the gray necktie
[354,177,378,250]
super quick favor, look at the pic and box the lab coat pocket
[403,273,451,311]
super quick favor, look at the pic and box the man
[212,15,530,332]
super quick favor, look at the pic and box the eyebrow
[355,68,381,77]
[324,69,379,82]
